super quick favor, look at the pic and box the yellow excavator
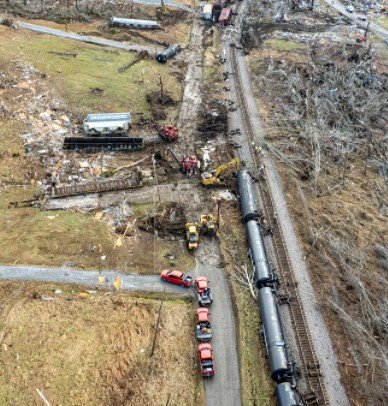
[201,157,241,187]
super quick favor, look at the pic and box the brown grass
[0,281,201,405]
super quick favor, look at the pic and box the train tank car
[246,219,275,288]
[275,382,302,406]
[237,170,258,222]
[259,287,294,382]
[156,44,182,63]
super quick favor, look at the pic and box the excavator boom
[213,157,240,178]
[201,157,240,186]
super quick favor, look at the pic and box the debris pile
[197,100,228,139]
[138,202,187,237]
[252,44,387,184]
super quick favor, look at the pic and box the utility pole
[159,74,164,104]
[364,19,370,37]
[150,288,166,357]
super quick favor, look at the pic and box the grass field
[0,25,183,117]
[0,281,201,405]
[264,39,308,51]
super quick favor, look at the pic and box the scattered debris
[138,202,187,237]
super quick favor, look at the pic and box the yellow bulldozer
[201,157,241,187]
[185,222,200,250]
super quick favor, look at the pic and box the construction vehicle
[201,157,240,186]
[167,148,198,177]
[185,222,200,250]
[201,199,221,237]
[158,125,178,142]
[201,214,218,237]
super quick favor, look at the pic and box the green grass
[265,39,308,51]
[0,25,182,117]
[221,213,274,405]
[375,16,388,30]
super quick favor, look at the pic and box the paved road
[323,0,388,38]
[133,0,194,13]
[195,240,241,406]
[14,21,163,54]
[0,265,192,297]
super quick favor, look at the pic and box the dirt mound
[146,90,177,121]
[197,100,228,139]
[138,202,186,237]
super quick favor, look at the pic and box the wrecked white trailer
[110,17,160,30]
[83,113,131,135]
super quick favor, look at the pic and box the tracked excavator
[201,157,240,186]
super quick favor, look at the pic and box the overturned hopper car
[83,113,131,135]
[156,44,182,63]
[110,17,160,29]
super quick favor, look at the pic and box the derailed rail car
[237,170,258,222]
[156,44,182,63]
[110,17,159,30]
[246,219,277,288]
[237,169,301,404]
[276,382,302,406]
[259,287,294,382]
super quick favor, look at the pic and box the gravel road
[132,0,194,13]
[14,21,162,54]
[173,18,242,405]
[195,240,241,406]
[0,265,192,297]
[323,0,388,39]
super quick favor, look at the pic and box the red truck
[196,308,212,342]
[198,343,215,377]
[195,276,213,307]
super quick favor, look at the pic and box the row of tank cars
[237,170,303,406]
[160,270,216,377]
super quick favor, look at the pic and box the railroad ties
[52,177,141,198]
[230,47,328,405]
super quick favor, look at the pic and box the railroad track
[52,177,141,198]
[230,46,328,405]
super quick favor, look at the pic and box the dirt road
[175,19,204,154]
[195,240,241,406]
[0,265,192,297]
[133,0,194,13]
